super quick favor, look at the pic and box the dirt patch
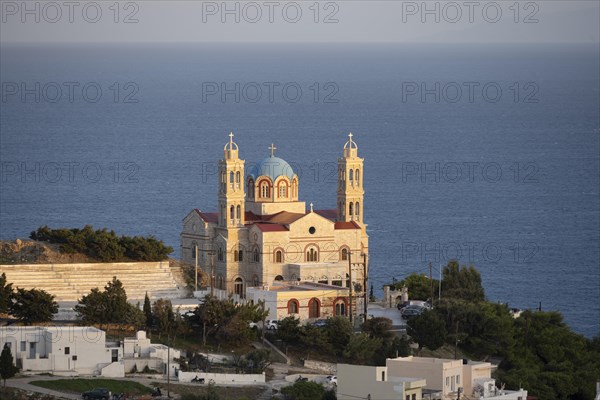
[0,239,93,264]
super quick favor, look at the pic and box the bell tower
[218,132,245,228]
[337,133,364,224]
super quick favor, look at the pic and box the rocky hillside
[0,239,94,264]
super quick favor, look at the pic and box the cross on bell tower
[218,132,245,228]
[269,143,277,157]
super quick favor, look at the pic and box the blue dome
[249,155,296,181]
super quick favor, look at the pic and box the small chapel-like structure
[180,133,368,303]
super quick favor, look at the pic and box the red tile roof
[334,221,361,230]
[314,209,337,221]
[194,209,219,223]
[254,223,289,232]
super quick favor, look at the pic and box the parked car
[401,305,425,320]
[266,319,278,330]
[327,375,337,385]
[82,388,111,400]
[312,319,328,328]
[248,321,259,329]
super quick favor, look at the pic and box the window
[457,375,460,385]
[64,347,70,355]
[308,298,320,318]
[275,250,283,263]
[341,248,348,261]
[382,371,385,381]
[446,376,449,386]
[253,249,260,262]
[355,202,360,218]
[406,396,410,400]
[230,171,234,188]
[274,275,284,281]
[308,226,316,234]
[349,202,353,219]
[288,299,299,314]
[261,182,270,198]
[279,185,287,198]
[306,247,318,262]
[411,395,416,400]
[20,341,26,352]
[238,250,243,262]
[236,171,240,188]
[234,277,244,297]
[111,349,119,362]
[234,250,239,262]
[349,169,353,181]
[236,205,241,221]
[218,247,223,262]
[356,169,360,184]
[335,300,346,316]
[248,179,255,198]
[230,205,234,223]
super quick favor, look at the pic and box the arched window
[355,202,360,218]
[234,249,238,262]
[275,250,283,263]
[238,249,243,262]
[234,277,244,297]
[308,298,320,318]
[218,247,223,262]
[341,248,349,261]
[349,169,353,181]
[235,171,240,188]
[306,247,318,262]
[356,169,360,184]
[279,184,287,198]
[253,248,260,262]
[217,275,224,289]
[274,275,284,281]
[349,203,353,219]
[230,171,234,188]
[230,205,234,223]
[236,205,241,221]
[288,299,299,314]
[247,178,255,199]
[261,182,270,198]
[335,299,347,316]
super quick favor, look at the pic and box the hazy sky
[1,0,599,43]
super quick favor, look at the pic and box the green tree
[281,380,325,400]
[441,260,484,302]
[407,310,446,354]
[0,273,13,314]
[323,317,353,357]
[153,298,175,338]
[143,292,153,328]
[10,288,58,324]
[194,297,267,346]
[74,277,144,327]
[343,333,382,365]
[0,344,18,387]
[496,311,600,400]
[390,273,438,301]
[277,316,302,344]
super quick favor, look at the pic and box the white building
[385,356,527,400]
[0,326,123,377]
[0,327,180,378]
[337,363,427,400]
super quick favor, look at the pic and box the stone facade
[181,133,369,319]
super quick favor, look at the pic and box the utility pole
[167,334,171,398]
[363,253,368,324]
[438,263,442,301]
[348,251,353,323]
[195,245,198,292]
[429,262,434,304]
[210,251,215,297]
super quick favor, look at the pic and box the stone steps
[1,261,181,301]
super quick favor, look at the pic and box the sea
[1,43,598,338]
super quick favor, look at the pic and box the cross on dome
[224,131,238,151]
[310,202,313,212]
[344,132,358,149]
[269,143,277,157]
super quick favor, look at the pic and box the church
[180,133,368,305]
